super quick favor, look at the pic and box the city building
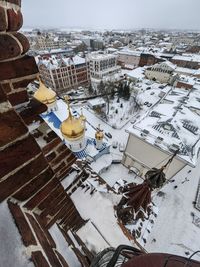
[118,49,141,69]
[32,32,69,51]
[139,53,162,67]
[122,86,200,179]
[89,53,121,79]
[36,54,90,94]
[145,61,176,84]
[171,54,200,69]
[88,52,121,90]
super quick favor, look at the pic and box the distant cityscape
[1,1,200,266]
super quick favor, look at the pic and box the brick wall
[0,1,89,266]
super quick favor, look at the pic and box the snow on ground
[76,221,108,253]
[0,201,34,267]
[49,224,81,267]
[145,160,200,260]
[71,188,134,252]
[61,170,78,190]
[103,97,136,129]
[100,163,143,187]
[90,153,112,174]
[74,103,130,146]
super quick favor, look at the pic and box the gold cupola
[34,79,56,105]
[95,124,104,140]
[60,97,85,141]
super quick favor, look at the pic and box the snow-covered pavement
[145,159,200,260]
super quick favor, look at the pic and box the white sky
[22,0,200,30]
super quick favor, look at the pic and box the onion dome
[145,167,166,189]
[60,100,85,141]
[34,79,56,105]
[95,124,104,140]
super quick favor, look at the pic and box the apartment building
[37,54,90,94]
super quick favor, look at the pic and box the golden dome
[60,103,85,141]
[95,125,104,140]
[34,79,56,105]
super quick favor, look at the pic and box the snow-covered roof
[172,53,200,63]
[149,61,176,71]
[87,98,106,107]
[127,67,145,80]
[118,49,141,57]
[36,54,86,70]
[88,53,117,61]
[128,86,200,166]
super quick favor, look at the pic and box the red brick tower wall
[0,1,88,266]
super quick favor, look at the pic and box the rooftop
[36,54,86,70]
[128,86,200,166]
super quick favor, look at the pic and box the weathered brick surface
[56,143,66,154]
[51,150,71,168]
[0,84,8,103]
[34,214,56,248]
[0,6,7,31]
[0,34,21,61]
[0,55,38,80]
[26,213,63,267]
[54,162,66,174]
[0,154,47,202]
[42,137,61,155]
[47,203,69,229]
[13,77,35,89]
[0,109,28,147]
[55,251,69,267]
[6,0,21,6]
[31,251,50,267]
[0,135,41,179]
[19,98,47,125]
[13,32,30,54]
[38,186,64,212]
[7,9,23,31]
[8,201,37,246]
[24,178,59,210]
[1,83,12,94]
[46,151,57,162]
[40,194,67,219]
[13,168,55,201]
[7,89,29,106]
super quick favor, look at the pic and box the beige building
[33,34,68,51]
[122,86,200,179]
[145,61,176,83]
[88,53,121,79]
[122,133,187,180]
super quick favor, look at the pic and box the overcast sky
[22,0,200,30]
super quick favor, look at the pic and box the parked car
[119,143,125,152]
[144,102,148,105]
[112,141,118,149]
[105,132,112,139]
[147,103,152,107]
[129,166,140,176]
[146,86,151,90]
